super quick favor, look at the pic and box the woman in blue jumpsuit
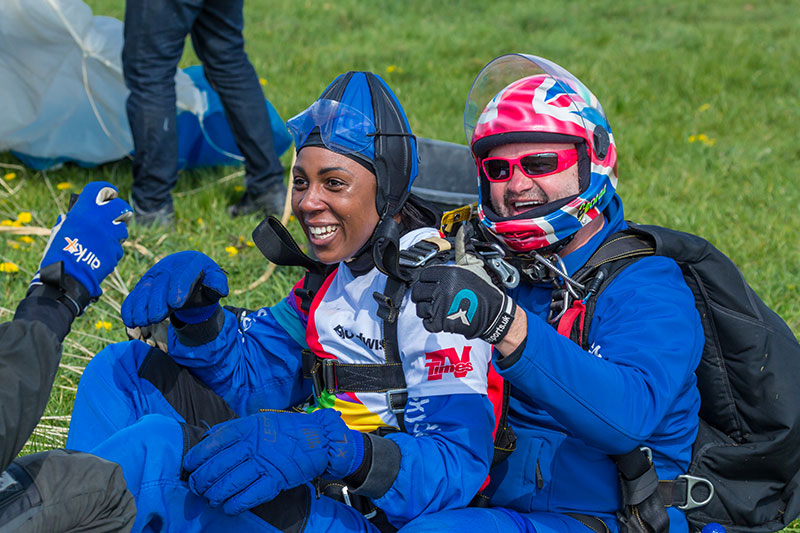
[67,71,497,532]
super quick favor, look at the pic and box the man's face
[487,142,580,218]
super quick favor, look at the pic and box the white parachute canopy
[0,0,205,168]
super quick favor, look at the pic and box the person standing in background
[123,0,286,226]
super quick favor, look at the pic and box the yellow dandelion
[56,182,72,190]
[94,320,112,331]
[288,215,296,222]
[3,172,16,181]
[259,77,268,86]
[10,220,22,227]
[234,185,245,192]
[225,246,238,257]
[18,236,34,244]
[9,241,20,250]
[697,134,708,142]
[246,240,255,248]
[16,212,32,224]
[238,235,245,243]
[0,262,20,273]
[0,219,13,226]
[197,218,204,226]
[386,65,398,74]
[698,103,711,113]
[688,135,696,143]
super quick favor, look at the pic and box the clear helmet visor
[464,54,608,150]
[287,98,375,155]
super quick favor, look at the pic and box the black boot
[227,181,287,218]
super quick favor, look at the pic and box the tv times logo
[424,347,474,381]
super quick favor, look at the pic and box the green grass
[2,0,799,529]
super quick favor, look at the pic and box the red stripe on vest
[306,268,340,360]
[556,300,586,341]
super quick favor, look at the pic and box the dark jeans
[0,450,136,532]
[123,0,283,212]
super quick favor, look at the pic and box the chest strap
[300,235,476,434]
[302,274,411,431]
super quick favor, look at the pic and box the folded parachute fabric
[0,0,289,171]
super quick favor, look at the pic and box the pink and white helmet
[465,54,618,254]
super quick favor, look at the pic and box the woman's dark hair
[397,194,442,234]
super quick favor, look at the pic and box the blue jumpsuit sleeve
[167,297,311,416]
[497,256,703,454]
[373,393,495,527]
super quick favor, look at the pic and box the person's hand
[120,251,228,328]
[410,226,516,344]
[33,181,132,300]
[183,409,364,514]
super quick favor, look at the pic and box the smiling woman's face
[291,146,380,265]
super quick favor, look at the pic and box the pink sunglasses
[480,148,578,182]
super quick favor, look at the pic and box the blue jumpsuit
[67,227,496,532]
[401,195,704,533]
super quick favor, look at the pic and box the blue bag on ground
[176,65,292,170]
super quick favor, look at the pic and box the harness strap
[582,232,656,271]
[565,513,611,533]
[612,448,670,533]
[376,275,412,431]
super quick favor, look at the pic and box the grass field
[1,0,799,528]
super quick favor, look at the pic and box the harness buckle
[386,389,408,415]
[310,361,324,398]
[309,358,338,397]
[399,240,441,268]
[340,485,352,507]
[486,256,520,289]
[399,248,438,268]
[472,243,519,290]
[373,291,400,323]
[677,475,714,510]
[639,446,653,463]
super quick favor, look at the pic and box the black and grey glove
[410,227,516,344]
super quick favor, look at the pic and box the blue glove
[121,251,228,328]
[32,181,132,300]
[183,409,364,514]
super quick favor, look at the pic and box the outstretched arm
[120,254,312,414]
[168,300,311,415]
[1,182,131,470]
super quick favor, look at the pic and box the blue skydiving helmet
[287,71,420,222]
[288,71,432,275]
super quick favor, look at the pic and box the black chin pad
[252,216,324,273]
[371,218,402,280]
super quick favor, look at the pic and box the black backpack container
[559,223,800,532]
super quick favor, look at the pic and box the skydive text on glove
[62,237,101,270]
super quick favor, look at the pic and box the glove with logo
[121,251,228,328]
[410,226,516,344]
[32,181,132,303]
[183,409,364,514]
